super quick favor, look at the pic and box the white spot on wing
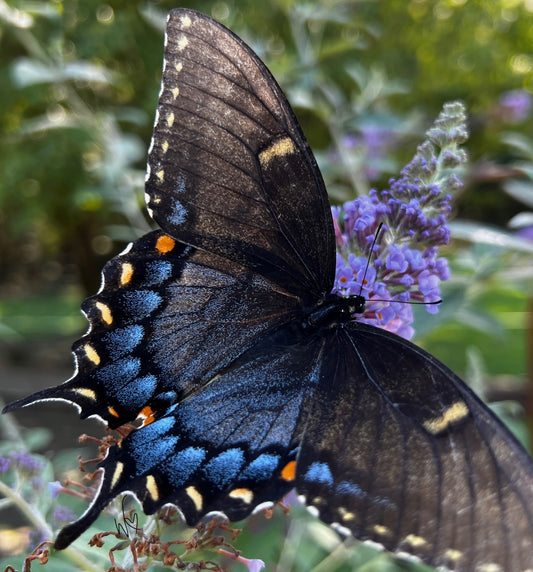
[396,551,422,564]
[177,35,189,51]
[251,501,274,514]
[306,505,319,518]
[363,539,385,552]
[180,14,192,28]
[331,522,351,537]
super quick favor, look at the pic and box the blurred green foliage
[2,1,533,571]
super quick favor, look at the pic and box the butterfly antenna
[358,222,384,297]
[359,223,442,307]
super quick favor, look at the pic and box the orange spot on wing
[281,460,296,481]
[139,406,157,426]
[108,406,120,418]
[156,235,175,253]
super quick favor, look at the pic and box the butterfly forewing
[145,9,335,296]
[296,321,533,571]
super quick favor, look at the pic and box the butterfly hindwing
[145,8,335,296]
[296,321,533,571]
[53,331,326,550]
[4,230,300,428]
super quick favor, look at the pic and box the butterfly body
[4,8,533,571]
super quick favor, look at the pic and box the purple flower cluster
[332,102,467,339]
[498,90,532,123]
[53,505,77,524]
[10,450,44,476]
[0,455,11,473]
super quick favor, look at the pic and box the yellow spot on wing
[72,388,97,401]
[156,170,165,182]
[84,344,100,365]
[171,87,179,99]
[422,401,469,434]
[96,301,113,325]
[120,262,133,286]
[404,534,428,548]
[373,524,391,537]
[444,548,463,561]
[280,460,296,481]
[186,486,203,511]
[111,462,123,488]
[167,112,175,127]
[155,235,175,253]
[175,62,183,73]
[228,488,254,504]
[258,137,296,167]
[146,475,159,501]
[177,36,189,51]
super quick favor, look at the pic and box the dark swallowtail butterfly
[4,8,533,571]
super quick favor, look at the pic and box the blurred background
[1,0,533,570]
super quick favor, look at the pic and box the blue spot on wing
[144,261,173,285]
[112,374,158,410]
[336,480,365,497]
[204,448,245,488]
[335,480,395,508]
[96,357,141,387]
[304,462,334,486]
[103,325,144,360]
[132,436,179,475]
[240,453,280,481]
[163,446,207,488]
[127,416,178,474]
[175,175,187,193]
[122,290,162,319]
[170,201,187,225]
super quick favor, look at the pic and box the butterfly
[4,8,533,571]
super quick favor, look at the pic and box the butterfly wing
[3,230,301,428]
[53,332,325,550]
[296,321,533,571]
[145,8,335,296]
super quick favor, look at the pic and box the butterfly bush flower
[497,89,532,123]
[10,450,44,477]
[53,505,77,525]
[333,102,468,339]
[0,455,11,473]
